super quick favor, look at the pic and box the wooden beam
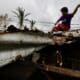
[40,64,80,78]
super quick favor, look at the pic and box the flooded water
[0,32,52,67]
[0,32,51,43]
[0,48,35,67]
[0,33,80,80]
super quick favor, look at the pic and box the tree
[13,7,30,29]
[3,14,12,28]
[30,20,36,30]
[0,14,12,30]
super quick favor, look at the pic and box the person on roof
[52,4,80,32]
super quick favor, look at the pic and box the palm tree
[13,7,30,29]
[30,20,36,30]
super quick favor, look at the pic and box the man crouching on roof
[51,4,80,32]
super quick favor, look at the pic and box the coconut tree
[30,20,36,30]
[13,7,30,29]
[25,19,36,30]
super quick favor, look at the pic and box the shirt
[59,14,73,26]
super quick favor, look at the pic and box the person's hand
[77,4,80,8]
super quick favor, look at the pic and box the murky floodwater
[0,32,52,67]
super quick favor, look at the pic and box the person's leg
[52,24,62,32]
[63,26,70,31]
[51,24,70,32]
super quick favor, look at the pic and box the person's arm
[55,20,60,25]
[72,4,80,16]
[55,17,61,26]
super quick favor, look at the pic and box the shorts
[52,23,70,32]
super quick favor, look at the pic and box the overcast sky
[0,0,80,32]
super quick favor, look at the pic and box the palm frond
[25,19,30,22]
[12,11,19,18]
[24,13,30,17]
[13,7,30,29]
